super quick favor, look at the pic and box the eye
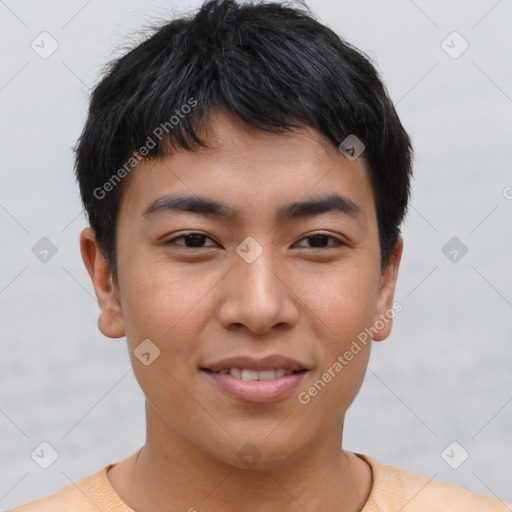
[295,233,346,250]
[164,232,346,250]
[165,232,217,248]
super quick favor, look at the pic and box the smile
[201,368,308,403]
[204,368,306,380]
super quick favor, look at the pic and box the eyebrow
[143,193,366,225]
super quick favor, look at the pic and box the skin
[81,107,403,512]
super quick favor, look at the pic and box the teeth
[241,369,259,381]
[257,370,276,381]
[218,368,295,380]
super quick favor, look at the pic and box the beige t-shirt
[11,453,511,511]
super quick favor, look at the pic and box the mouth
[199,355,309,403]
[200,367,308,380]
[201,354,309,374]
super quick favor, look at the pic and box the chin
[202,433,309,471]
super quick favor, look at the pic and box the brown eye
[166,233,217,248]
[295,234,345,249]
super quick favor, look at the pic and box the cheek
[294,263,378,405]
[117,264,215,416]
[300,261,380,341]
[117,259,218,361]
[296,273,376,420]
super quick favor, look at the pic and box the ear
[372,236,403,342]
[80,227,125,338]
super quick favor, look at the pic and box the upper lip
[201,355,309,373]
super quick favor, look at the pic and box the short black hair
[75,0,413,278]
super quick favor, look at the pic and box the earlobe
[372,236,403,342]
[80,227,125,339]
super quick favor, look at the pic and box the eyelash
[165,232,346,250]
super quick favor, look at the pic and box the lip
[202,369,308,403]
[201,355,309,373]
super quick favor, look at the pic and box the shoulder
[10,482,84,512]
[10,464,131,512]
[357,453,512,512]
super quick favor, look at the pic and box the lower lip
[202,370,308,403]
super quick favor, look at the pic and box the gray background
[1,0,511,508]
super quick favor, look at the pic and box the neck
[108,405,372,512]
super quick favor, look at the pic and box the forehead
[118,108,376,229]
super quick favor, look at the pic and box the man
[13,0,511,510]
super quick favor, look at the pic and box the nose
[217,245,300,335]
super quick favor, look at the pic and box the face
[81,108,402,469]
